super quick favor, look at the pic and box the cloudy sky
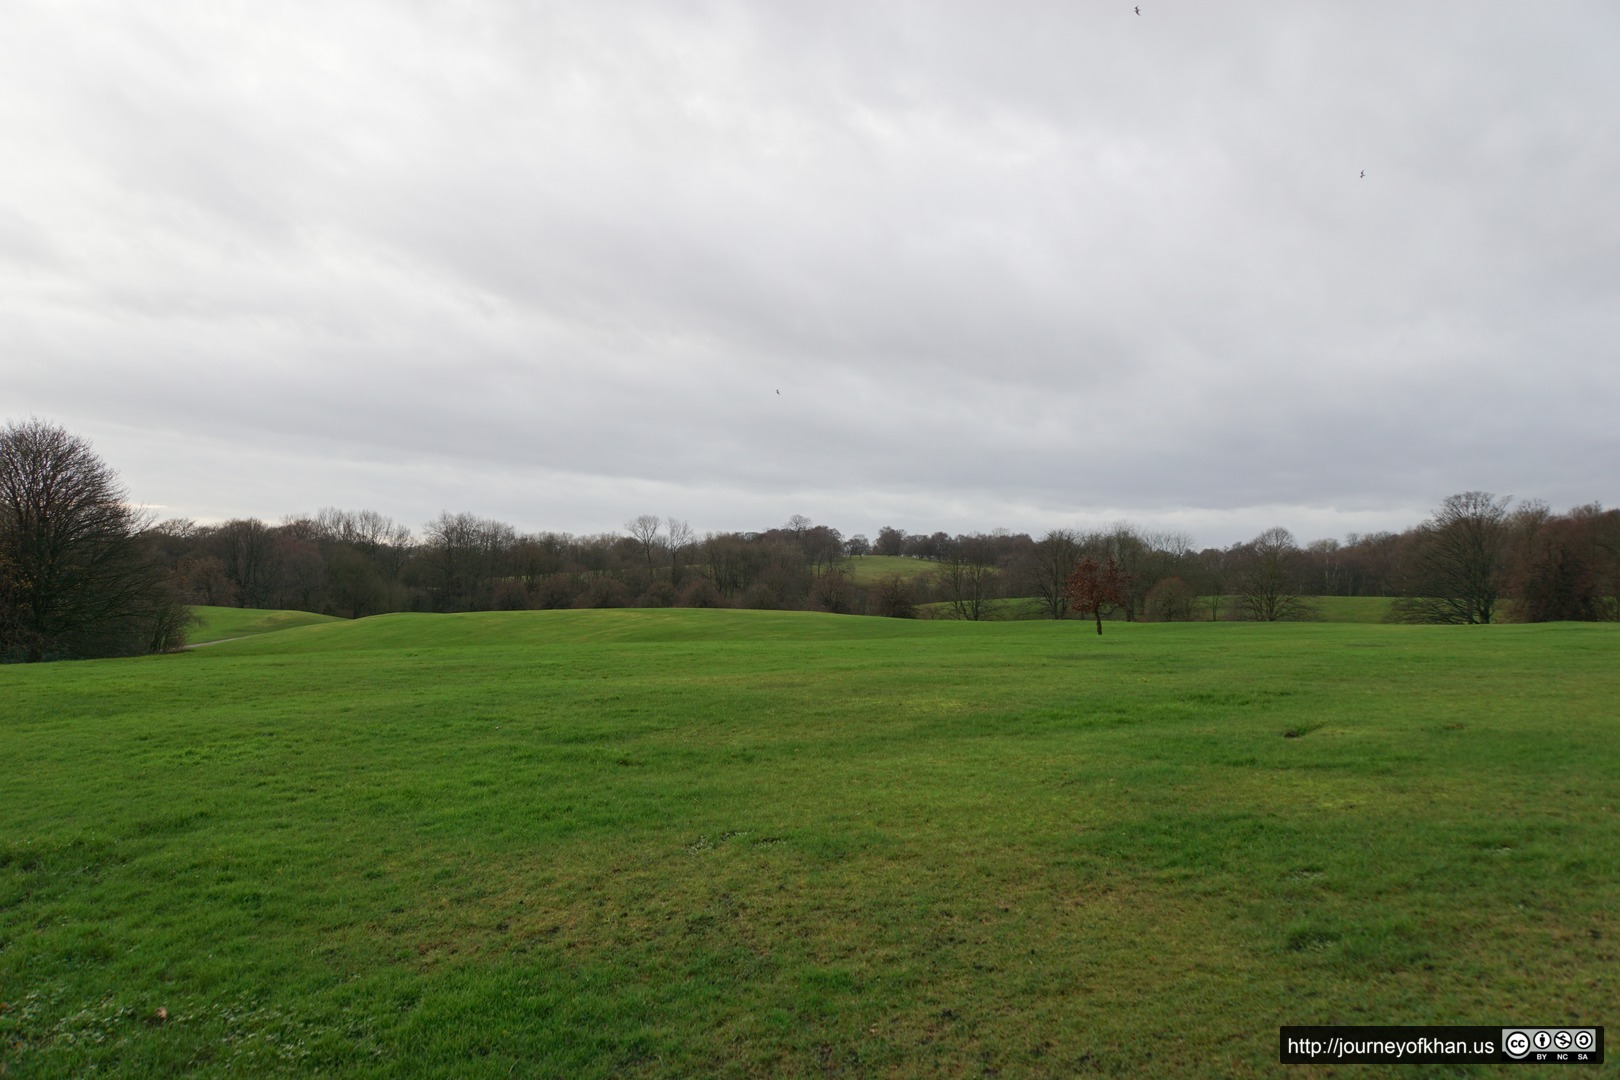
[5,2,1617,548]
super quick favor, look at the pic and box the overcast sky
[5,2,1617,548]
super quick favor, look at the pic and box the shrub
[870,575,918,618]
[678,577,725,608]
[573,576,631,609]
[637,581,678,608]
[491,579,533,610]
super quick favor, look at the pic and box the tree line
[4,419,1618,661]
[130,494,1620,628]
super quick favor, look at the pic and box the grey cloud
[3,1,1616,548]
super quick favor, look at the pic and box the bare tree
[1025,528,1084,619]
[665,517,694,586]
[178,554,235,606]
[625,514,664,571]
[1139,529,1195,586]
[808,569,858,614]
[1390,492,1512,624]
[327,544,386,618]
[700,531,751,597]
[213,517,280,608]
[1186,547,1229,620]
[939,536,1000,620]
[1,419,191,661]
[1305,538,1346,595]
[907,530,951,560]
[1508,503,1620,622]
[316,507,412,551]
[422,512,517,611]
[308,507,412,615]
[1233,526,1314,621]
[274,533,327,611]
[1339,530,1403,597]
[870,574,918,618]
[800,525,846,577]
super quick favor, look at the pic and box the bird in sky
[776,389,780,395]
[1135,5,1141,13]
[1360,170,1365,178]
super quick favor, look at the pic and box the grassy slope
[3,611,1616,1076]
[1307,596,1394,623]
[191,605,343,643]
[845,555,942,585]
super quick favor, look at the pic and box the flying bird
[1360,170,1365,178]
[776,389,780,395]
[1135,5,1141,13]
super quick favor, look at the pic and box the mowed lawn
[3,611,1616,1076]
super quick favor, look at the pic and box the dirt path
[180,636,252,649]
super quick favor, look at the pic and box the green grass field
[190,605,343,643]
[1289,596,1392,623]
[4,610,1616,1076]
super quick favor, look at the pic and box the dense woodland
[145,496,1620,627]
[5,419,1618,662]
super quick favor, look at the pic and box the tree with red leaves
[1064,555,1131,635]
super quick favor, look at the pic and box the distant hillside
[846,554,943,585]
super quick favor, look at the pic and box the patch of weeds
[687,830,748,854]
[1285,925,1341,953]
[181,994,344,1071]
[3,991,139,1057]
[1,989,359,1072]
